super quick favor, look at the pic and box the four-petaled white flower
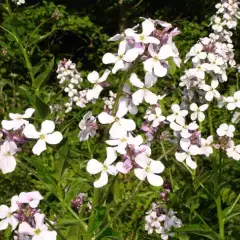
[167,104,188,123]
[86,69,110,100]
[226,91,240,110]
[18,191,43,208]
[102,40,139,74]
[217,123,235,138]
[130,73,158,105]
[23,120,63,155]
[133,19,160,45]
[186,43,207,64]
[175,138,200,169]
[190,103,209,122]
[2,108,35,131]
[200,136,213,157]
[87,147,117,188]
[0,196,19,231]
[226,140,240,161]
[201,80,220,101]
[106,135,143,154]
[147,107,166,127]
[19,213,57,240]
[170,118,198,138]
[0,141,18,174]
[144,44,176,77]
[134,153,164,186]
[98,109,136,138]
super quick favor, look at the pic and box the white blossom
[87,147,117,188]
[216,123,235,138]
[23,120,63,155]
[190,103,208,122]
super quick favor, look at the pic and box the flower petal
[186,156,197,169]
[0,205,9,219]
[18,222,35,235]
[149,160,164,174]
[87,71,99,83]
[119,118,136,131]
[94,171,108,188]
[130,73,144,88]
[147,173,163,186]
[23,108,35,119]
[102,53,118,64]
[153,61,167,77]
[32,139,47,156]
[23,124,40,139]
[45,131,63,145]
[98,112,115,124]
[144,72,157,88]
[41,120,55,134]
[0,156,16,174]
[134,168,147,180]
[109,122,127,138]
[87,159,103,174]
[123,48,139,62]
[0,219,8,231]
[144,90,158,105]
[105,147,117,166]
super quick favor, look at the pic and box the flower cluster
[145,203,182,239]
[83,18,181,188]
[0,108,63,173]
[0,191,57,240]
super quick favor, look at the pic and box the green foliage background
[1,0,240,239]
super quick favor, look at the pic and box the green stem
[93,181,143,239]
[208,106,214,136]
[216,150,224,240]
[0,26,35,84]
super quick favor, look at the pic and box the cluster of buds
[160,181,172,202]
[0,108,63,174]
[56,59,86,112]
[145,203,182,239]
[0,191,57,240]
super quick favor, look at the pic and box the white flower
[207,53,224,74]
[0,196,19,231]
[118,84,138,115]
[86,69,110,100]
[18,191,43,208]
[78,111,97,141]
[217,123,235,138]
[23,120,63,155]
[144,44,176,77]
[201,80,220,101]
[18,213,57,240]
[106,135,143,154]
[170,118,198,138]
[175,138,200,169]
[130,73,158,105]
[0,141,18,174]
[167,104,188,123]
[133,19,160,45]
[200,136,213,157]
[190,103,209,122]
[147,107,166,127]
[102,40,138,74]
[87,147,117,188]
[226,140,240,160]
[212,17,224,32]
[186,43,207,64]
[226,91,240,110]
[134,153,164,186]
[12,0,25,5]
[98,109,136,139]
[2,108,35,131]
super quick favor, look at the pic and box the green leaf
[175,225,220,240]
[57,218,88,227]
[35,95,50,119]
[54,137,69,180]
[32,57,55,89]
[88,206,107,233]
[98,228,121,239]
